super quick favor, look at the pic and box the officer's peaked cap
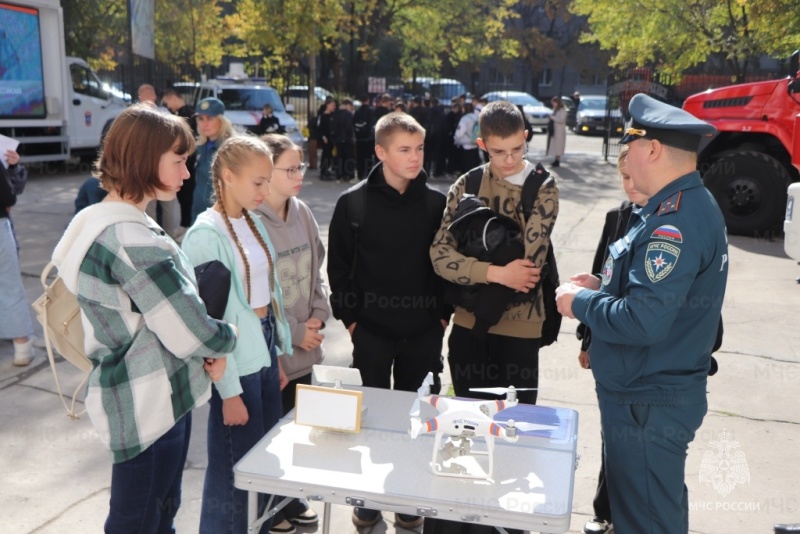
[620,93,716,152]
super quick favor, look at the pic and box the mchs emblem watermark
[699,430,750,497]
[692,430,759,512]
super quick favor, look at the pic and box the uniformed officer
[555,93,728,533]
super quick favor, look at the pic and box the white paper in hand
[0,134,20,169]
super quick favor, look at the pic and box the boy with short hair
[327,111,451,529]
[431,100,559,406]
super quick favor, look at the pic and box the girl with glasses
[254,134,330,531]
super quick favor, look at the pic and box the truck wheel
[703,151,790,236]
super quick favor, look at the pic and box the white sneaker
[13,338,34,366]
[583,517,613,533]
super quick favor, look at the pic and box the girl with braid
[182,135,293,534]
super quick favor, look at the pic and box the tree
[572,0,797,81]
[154,0,230,77]
[63,0,127,71]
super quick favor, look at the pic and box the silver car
[481,91,551,132]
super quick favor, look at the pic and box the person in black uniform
[557,93,727,534]
[317,97,336,180]
[352,94,376,181]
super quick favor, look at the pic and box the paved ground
[2,131,799,534]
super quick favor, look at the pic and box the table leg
[322,502,332,534]
[248,491,257,532]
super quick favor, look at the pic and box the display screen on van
[0,2,46,118]
[218,88,285,113]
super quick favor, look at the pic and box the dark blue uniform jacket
[572,171,728,406]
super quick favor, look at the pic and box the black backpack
[463,164,561,346]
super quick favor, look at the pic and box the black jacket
[353,104,375,141]
[327,164,451,338]
[331,108,354,144]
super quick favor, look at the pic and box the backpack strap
[520,162,551,220]
[345,179,369,281]
[464,165,487,196]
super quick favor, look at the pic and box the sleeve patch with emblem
[645,241,680,282]
[651,224,683,243]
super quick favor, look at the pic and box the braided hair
[210,136,276,305]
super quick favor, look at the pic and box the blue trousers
[200,314,282,534]
[105,413,192,534]
[0,218,32,339]
[600,398,707,534]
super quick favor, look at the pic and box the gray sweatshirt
[256,198,331,381]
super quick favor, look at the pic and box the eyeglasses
[273,163,307,179]
[484,145,528,161]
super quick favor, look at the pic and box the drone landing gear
[431,431,496,479]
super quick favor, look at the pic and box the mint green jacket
[183,210,293,399]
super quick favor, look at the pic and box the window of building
[539,68,553,87]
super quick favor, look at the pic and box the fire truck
[683,51,800,235]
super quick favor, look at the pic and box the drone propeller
[409,417,422,438]
[469,386,538,395]
[409,398,421,417]
[410,372,435,417]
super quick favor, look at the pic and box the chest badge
[601,255,614,286]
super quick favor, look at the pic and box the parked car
[560,95,578,128]
[407,78,468,102]
[285,85,334,117]
[574,96,623,135]
[481,91,551,132]
[194,78,304,145]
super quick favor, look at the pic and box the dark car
[574,96,623,135]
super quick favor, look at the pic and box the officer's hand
[578,350,590,369]
[489,259,541,292]
[5,150,19,166]
[555,282,582,319]
[571,272,601,290]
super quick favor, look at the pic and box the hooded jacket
[182,209,293,398]
[256,198,331,381]
[52,201,237,463]
[328,164,450,338]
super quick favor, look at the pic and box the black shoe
[352,507,381,527]
[775,525,800,534]
[287,508,319,525]
[395,513,423,529]
[552,159,560,167]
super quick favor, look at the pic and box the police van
[194,70,304,145]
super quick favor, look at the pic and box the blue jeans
[0,218,33,339]
[105,413,192,534]
[200,313,282,534]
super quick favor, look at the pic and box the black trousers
[447,324,540,405]
[355,139,374,180]
[351,323,444,393]
[334,140,355,179]
[320,140,335,177]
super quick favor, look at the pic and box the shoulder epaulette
[657,191,682,216]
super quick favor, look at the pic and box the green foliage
[63,0,127,71]
[572,0,799,80]
[155,0,229,73]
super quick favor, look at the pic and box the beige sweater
[430,164,559,338]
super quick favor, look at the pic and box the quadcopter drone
[408,373,557,479]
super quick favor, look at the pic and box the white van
[195,78,304,145]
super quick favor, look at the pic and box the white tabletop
[234,386,578,533]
